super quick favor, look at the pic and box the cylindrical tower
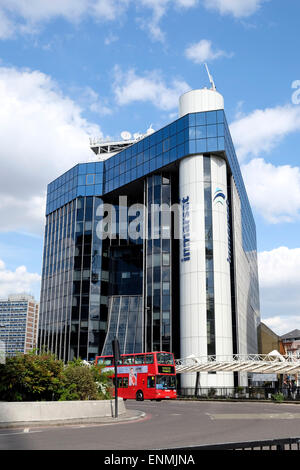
[179,88,234,389]
[179,88,224,118]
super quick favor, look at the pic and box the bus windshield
[156,353,174,365]
[156,375,176,390]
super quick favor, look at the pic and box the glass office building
[39,87,260,387]
[0,294,39,358]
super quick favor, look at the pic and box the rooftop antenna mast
[204,63,216,91]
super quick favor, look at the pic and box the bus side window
[123,377,128,388]
[147,376,155,388]
[123,356,134,365]
[135,355,145,364]
[113,378,123,387]
[145,354,154,364]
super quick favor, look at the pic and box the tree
[0,351,65,401]
[0,352,112,401]
[60,359,97,400]
[60,359,112,400]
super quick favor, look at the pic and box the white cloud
[0,0,197,41]
[185,39,233,63]
[229,103,300,224]
[104,33,119,45]
[176,0,198,6]
[258,247,300,335]
[0,65,102,234]
[2,0,87,23]
[0,195,46,234]
[0,258,40,299]
[259,247,300,287]
[0,9,15,39]
[263,316,300,337]
[0,0,131,39]
[113,67,190,111]
[1,0,129,23]
[230,104,300,162]
[241,158,300,224]
[91,0,131,21]
[73,85,112,116]
[136,0,198,42]
[203,0,268,18]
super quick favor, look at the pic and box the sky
[0,0,299,336]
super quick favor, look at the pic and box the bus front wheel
[136,390,144,401]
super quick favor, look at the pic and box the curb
[0,410,146,430]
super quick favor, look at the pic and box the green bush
[60,359,112,401]
[0,352,112,402]
[208,387,217,398]
[271,392,284,403]
[90,363,113,400]
[0,350,65,401]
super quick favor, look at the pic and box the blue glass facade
[40,108,259,362]
[46,162,104,215]
[46,109,256,255]
[102,296,143,356]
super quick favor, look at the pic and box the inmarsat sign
[181,196,190,262]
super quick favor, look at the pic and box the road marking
[209,413,300,420]
[0,430,41,437]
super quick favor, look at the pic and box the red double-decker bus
[95,351,177,401]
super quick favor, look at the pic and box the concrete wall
[0,398,126,426]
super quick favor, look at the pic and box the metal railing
[173,437,300,450]
[177,386,300,401]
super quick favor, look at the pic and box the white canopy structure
[175,354,300,375]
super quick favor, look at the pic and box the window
[147,376,155,388]
[135,354,145,364]
[162,296,170,310]
[195,126,206,139]
[86,174,95,185]
[122,355,134,365]
[152,254,160,266]
[162,282,170,295]
[97,357,113,366]
[156,375,176,390]
[163,139,170,152]
[162,253,170,266]
[157,353,173,365]
[207,125,217,138]
[145,354,154,364]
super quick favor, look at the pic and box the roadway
[1,400,300,450]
